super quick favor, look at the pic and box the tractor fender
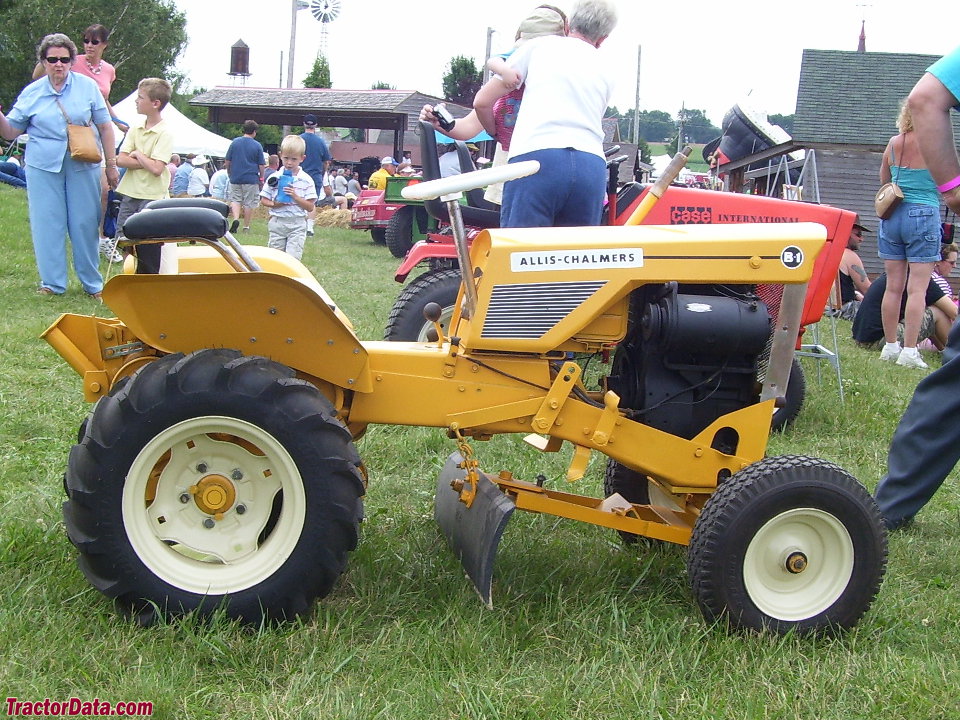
[101,272,372,393]
[394,240,459,282]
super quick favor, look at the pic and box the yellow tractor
[44,155,886,633]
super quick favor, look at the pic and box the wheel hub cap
[192,474,237,515]
[785,551,808,574]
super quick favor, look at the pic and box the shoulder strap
[55,98,91,128]
[895,134,905,184]
[55,99,70,125]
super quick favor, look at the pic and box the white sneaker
[99,237,123,263]
[896,347,929,369]
[879,342,902,362]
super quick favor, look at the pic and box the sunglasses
[82,38,101,45]
[45,56,72,64]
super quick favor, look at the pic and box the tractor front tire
[384,268,462,341]
[370,228,386,245]
[62,349,365,625]
[687,455,886,635]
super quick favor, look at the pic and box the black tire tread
[384,268,462,341]
[386,205,417,258]
[63,349,365,625]
[686,454,887,635]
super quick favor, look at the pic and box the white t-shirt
[187,167,209,196]
[438,149,461,178]
[259,168,317,217]
[505,35,613,160]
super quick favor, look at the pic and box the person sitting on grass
[852,270,956,353]
[258,134,317,261]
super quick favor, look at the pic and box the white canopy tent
[112,91,231,158]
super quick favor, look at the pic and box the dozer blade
[435,452,515,608]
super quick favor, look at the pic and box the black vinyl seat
[145,197,231,217]
[418,120,500,229]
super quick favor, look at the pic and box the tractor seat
[418,120,500,229]
[145,197,231,217]
[122,206,228,242]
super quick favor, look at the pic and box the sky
[171,0,959,128]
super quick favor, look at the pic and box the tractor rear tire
[370,228,386,245]
[687,455,886,635]
[62,349,365,625]
[603,459,650,544]
[384,268,462,341]
[770,358,805,432]
[386,205,423,258]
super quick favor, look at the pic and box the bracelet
[937,174,960,193]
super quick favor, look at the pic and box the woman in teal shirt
[876,100,942,369]
[0,33,118,297]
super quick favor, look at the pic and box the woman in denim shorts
[877,100,943,369]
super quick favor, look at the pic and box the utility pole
[632,45,641,144]
[287,0,309,88]
[484,27,495,82]
[677,101,685,154]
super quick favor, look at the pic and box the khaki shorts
[229,183,260,209]
[856,308,935,350]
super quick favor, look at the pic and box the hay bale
[313,209,352,228]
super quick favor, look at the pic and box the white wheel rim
[742,508,854,621]
[417,304,455,342]
[122,416,306,595]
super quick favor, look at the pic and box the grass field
[2,183,960,719]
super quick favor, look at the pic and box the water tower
[228,39,251,86]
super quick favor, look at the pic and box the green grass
[1,183,959,719]
[647,143,709,173]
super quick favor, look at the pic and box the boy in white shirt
[259,135,317,260]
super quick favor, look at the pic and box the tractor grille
[481,281,606,339]
[756,283,785,379]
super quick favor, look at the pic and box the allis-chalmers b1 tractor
[44,156,887,634]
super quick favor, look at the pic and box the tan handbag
[57,101,102,164]
[876,135,904,220]
[875,182,904,219]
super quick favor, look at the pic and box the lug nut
[179,493,190,504]
[202,518,215,529]
[236,504,246,515]
[196,463,208,473]
[231,469,243,481]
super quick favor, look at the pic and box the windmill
[309,0,342,57]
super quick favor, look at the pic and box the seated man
[852,271,957,352]
[837,220,873,319]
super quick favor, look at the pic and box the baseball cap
[303,114,318,127]
[381,156,397,165]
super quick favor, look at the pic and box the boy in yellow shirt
[115,77,174,274]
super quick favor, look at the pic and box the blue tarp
[435,129,494,144]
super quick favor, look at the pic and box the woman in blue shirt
[876,100,942,369]
[0,33,118,297]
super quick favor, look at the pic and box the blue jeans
[0,161,26,188]
[878,202,941,263]
[501,148,606,228]
[875,318,960,528]
[24,153,103,295]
